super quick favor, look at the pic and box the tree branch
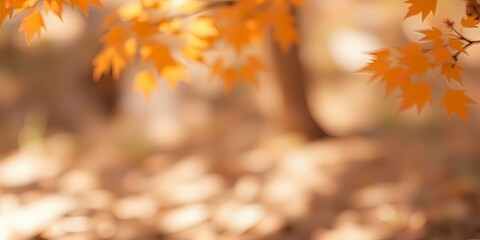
[173,0,235,18]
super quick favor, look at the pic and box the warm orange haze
[0,0,480,239]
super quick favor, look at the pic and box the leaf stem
[450,26,480,61]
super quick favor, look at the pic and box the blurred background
[1,0,480,239]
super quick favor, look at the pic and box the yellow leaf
[182,46,203,62]
[18,10,44,46]
[143,45,177,72]
[92,46,126,80]
[188,17,218,38]
[133,70,157,99]
[161,65,188,90]
[124,38,137,60]
[117,2,144,21]
[170,0,204,14]
[185,33,210,49]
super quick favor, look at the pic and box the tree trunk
[271,42,330,139]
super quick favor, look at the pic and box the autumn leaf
[461,16,480,28]
[133,70,157,99]
[182,46,203,62]
[442,63,463,85]
[417,27,441,41]
[209,58,224,81]
[90,0,304,93]
[188,17,218,38]
[398,82,432,114]
[70,0,103,16]
[382,67,410,96]
[449,38,466,55]
[273,22,297,52]
[404,0,437,21]
[18,10,45,46]
[398,43,431,76]
[92,46,126,80]
[240,56,270,86]
[101,26,126,46]
[143,45,177,72]
[358,0,480,121]
[116,1,144,21]
[161,65,189,90]
[223,68,239,93]
[442,89,476,122]
[267,8,297,52]
[45,0,66,19]
[215,1,265,51]
[359,49,391,82]
[431,39,452,65]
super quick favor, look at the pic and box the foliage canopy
[2,0,480,122]
[362,0,480,122]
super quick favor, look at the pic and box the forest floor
[1,110,479,240]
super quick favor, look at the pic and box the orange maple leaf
[461,16,480,28]
[360,49,391,81]
[398,43,431,76]
[442,89,476,122]
[133,70,157,99]
[45,0,66,19]
[442,63,463,85]
[70,0,103,16]
[431,39,452,65]
[417,27,441,41]
[449,38,466,54]
[382,67,410,96]
[223,68,239,93]
[162,65,189,90]
[398,82,432,114]
[18,11,46,46]
[143,45,177,72]
[267,9,297,52]
[240,56,270,87]
[404,0,437,21]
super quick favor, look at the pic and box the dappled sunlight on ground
[1,124,478,239]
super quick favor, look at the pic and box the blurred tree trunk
[271,43,329,139]
[270,12,329,139]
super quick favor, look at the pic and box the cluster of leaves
[4,0,480,122]
[94,0,302,98]
[362,0,479,122]
[2,0,302,98]
[1,0,103,44]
